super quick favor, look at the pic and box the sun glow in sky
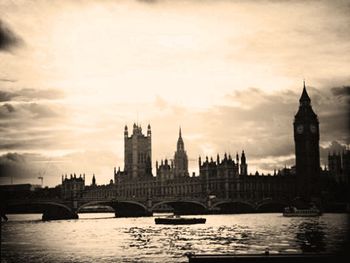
[0,0,349,186]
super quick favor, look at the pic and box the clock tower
[293,82,320,202]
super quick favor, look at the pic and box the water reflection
[1,213,349,263]
[295,220,326,252]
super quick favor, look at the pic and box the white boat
[283,206,321,217]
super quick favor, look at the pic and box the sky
[0,0,349,187]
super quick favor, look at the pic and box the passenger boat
[283,206,321,217]
[154,215,206,225]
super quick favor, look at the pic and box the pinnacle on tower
[147,123,151,136]
[177,126,184,151]
[299,81,311,105]
[124,125,128,137]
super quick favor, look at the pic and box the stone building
[61,174,85,200]
[61,174,116,201]
[198,152,292,200]
[115,123,152,182]
[112,84,320,203]
[74,84,323,207]
[113,126,294,202]
[82,177,116,200]
[328,150,350,184]
[156,128,190,180]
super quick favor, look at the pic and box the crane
[37,156,51,187]
[38,175,43,187]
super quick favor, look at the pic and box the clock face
[310,124,317,133]
[296,124,304,134]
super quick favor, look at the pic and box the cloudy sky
[0,0,349,187]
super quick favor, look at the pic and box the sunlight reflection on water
[1,213,349,263]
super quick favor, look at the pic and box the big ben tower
[294,82,320,202]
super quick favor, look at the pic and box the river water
[1,213,349,263]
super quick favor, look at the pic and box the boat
[283,206,321,217]
[154,215,206,225]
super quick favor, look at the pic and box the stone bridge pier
[42,203,78,221]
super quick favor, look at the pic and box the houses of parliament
[111,83,319,202]
[61,84,349,207]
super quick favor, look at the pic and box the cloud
[0,88,66,151]
[0,151,117,186]
[0,152,29,179]
[154,95,168,110]
[0,152,65,186]
[0,91,17,102]
[320,140,347,167]
[314,86,350,144]
[0,152,25,164]
[0,78,16,83]
[195,88,298,158]
[0,101,68,152]
[0,103,15,116]
[0,88,65,102]
[0,19,23,52]
[257,157,295,173]
[0,102,60,120]
[331,86,350,97]
[137,0,158,4]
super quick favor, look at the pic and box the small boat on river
[155,215,206,225]
[283,206,321,217]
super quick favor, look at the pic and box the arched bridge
[2,197,289,220]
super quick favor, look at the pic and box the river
[1,213,349,263]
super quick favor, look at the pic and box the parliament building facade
[61,84,349,207]
[111,85,324,203]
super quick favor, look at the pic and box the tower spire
[177,126,184,151]
[299,81,311,105]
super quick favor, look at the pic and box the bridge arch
[77,200,149,215]
[256,200,289,212]
[80,200,151,217]
[77,201,116,213]
[5,201,78,220]
[151,200,207,215]
[212,200,255,213]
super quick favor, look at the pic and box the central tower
[293,82,320,201]
[124,123,152,180]
[174,127,189,177]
